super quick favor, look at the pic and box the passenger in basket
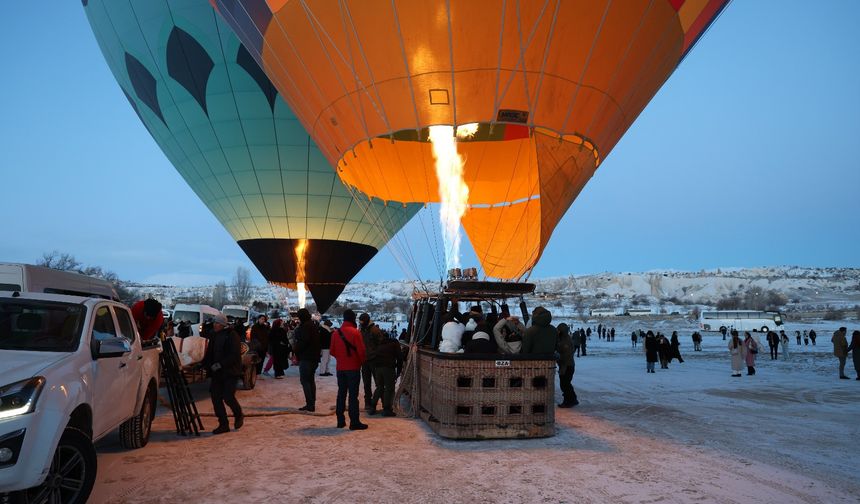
[202,313,243,434]
[493,310,524,354]
[521,306,557,354]
[555,323,579,408]
[464,324,495,354]
[439,312,465,353]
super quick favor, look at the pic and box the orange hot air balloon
[213,0,728,279]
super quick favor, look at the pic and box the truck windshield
[173,310,200,324]
[0,299,85,352]
[222,308,246,319]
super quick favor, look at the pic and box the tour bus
[699,310,784,333]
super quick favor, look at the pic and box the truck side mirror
[96,337,132,358]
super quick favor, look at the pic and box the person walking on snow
[556,323,579,408]
[728,330,745,377]
[645,331,658,374]
[329,309,368,430]
[847,330,860,380]
[670,331,684,363]
[780,330,790,361]
[743,331,759,375]
[832,327,850,379]
[766,331,780,360]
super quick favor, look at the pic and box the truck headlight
[0,377,45,420]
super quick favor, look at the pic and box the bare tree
[689,306,701,321]
[37,251,81,271]
[212,281,228,308]
[231,267,253,306]
[573,295,589,324]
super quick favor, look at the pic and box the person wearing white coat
[728,330,746,377]
[780,330,790,360]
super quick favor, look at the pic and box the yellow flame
[429,125,469,270]
[455,123,479,139]
[295,239,308,309]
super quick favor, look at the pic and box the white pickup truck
[0,267,160,504]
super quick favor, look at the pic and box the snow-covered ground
[91,319,859,503]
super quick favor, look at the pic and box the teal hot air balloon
[83,0,419,312]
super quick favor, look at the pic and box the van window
[115,307,136,343]
[93,306,117,341]
[0,283,22,291]
[173,310,200,324]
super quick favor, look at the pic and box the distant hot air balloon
[84,0,420,312]
[213,0,727,279]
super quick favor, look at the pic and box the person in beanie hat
[202,313,244,434]
[293,308,321,411]
[555,323,579,407]
[329,309,368,430]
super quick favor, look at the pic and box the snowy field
[91,319,860,503]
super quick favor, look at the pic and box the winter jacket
[202,327,243,378]
[268,325,291,368]
[644,335,658,363]
[743,337,758,367]
[330,321,366,371]
[319,325,332,350]
[439,320,465,353]
[368,337,402,367]
[555,323,575,374]
[522,307,557,354]
[766,331,780,347]
[250,322,271,355]
[131,300,164,341]
[293,319,321,362]
[360,322,385,357]
[728,337,745,372]
[464,332,496,354]
[832,330,848,358]
[493,318,524,354]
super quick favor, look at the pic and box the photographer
[202,313,244,434]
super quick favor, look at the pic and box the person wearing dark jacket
[202,313,244,434]
[670,331,684,363]
[521,306,557,354]
[657,334,671,369]
[249,315,271,374]
[268,319,290,379]
[329,309,368,430]
[359,313,384,411]
[464,328,496,354]
[556,323,579,407]
[644,331,658,373]
[368,333,402,416]
[847,330,860,380]
[766,330,780,360]
[319,320,333,376]
[293,309,321,411]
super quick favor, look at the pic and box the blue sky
[0,1,858,286]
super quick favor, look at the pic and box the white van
[0,263,118,300]
[171,303,222,337]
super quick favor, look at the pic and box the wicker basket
[416,349,556,439]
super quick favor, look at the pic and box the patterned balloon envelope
[84,0,420,311]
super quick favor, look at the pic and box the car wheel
[119,386,155,449]
[761,326,769,333]
[242,365,257,390]
[23,427,96,504]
